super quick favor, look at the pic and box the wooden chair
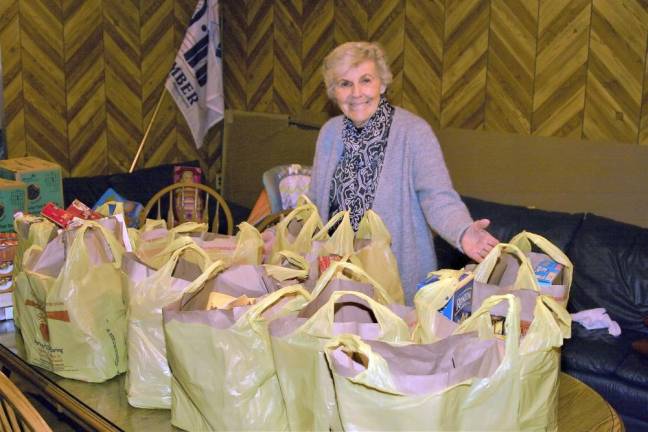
[139,182,234,235]
[0,371,52,432]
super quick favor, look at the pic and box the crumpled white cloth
[571,308,621,337]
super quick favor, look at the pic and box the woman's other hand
[461,219,499,263]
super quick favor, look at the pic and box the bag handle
[170,221,208,235]
[312,210,355,258]
[324,333,401,395]
[157,241,212,278]
[412,270,473,342]
[454,294,521,363]
[245,284,312,333]
[69,220,126,268]
[509,231,574,295]
[274,203,323,255]
[310,260,395,305]
[520,295,572,354]
[299,290,410,342]
[474,243,541,293]
[356,209,391,243]
[181,259,228,298]
[263,250,310,281]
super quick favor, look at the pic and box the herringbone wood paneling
[0,1,26,158]
[302,0,334,113]
[222,0,247,111]
[273,1,302,116]
[140,0,177,169]
[63,0,107,177]
[583,0,648,143]
[246,0,273,112]
[21,0,70,174]
[441,0,489,129]
[533,0,591,138]
[403,0,444,130]
[103,0,143,173]
[368,0,404,105]
[334,0,368,45]
[4,0,648,191]
[486,0,538,134]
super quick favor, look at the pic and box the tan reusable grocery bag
[164,265,311,431]
[18,220,128,382]
[124,243,211,409]
[325,293,568,431]
[269,268,409,432]
[351,209,405,304]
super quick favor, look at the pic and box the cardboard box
[439,273,473,323]
[0,157,64,214]
[0,178,27,232]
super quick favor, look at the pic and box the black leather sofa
[435,197,648,432]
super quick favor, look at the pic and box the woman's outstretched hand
[461,219,499,263]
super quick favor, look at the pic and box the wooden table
[0,320,623,431]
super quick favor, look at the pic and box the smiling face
[333,60,385,128]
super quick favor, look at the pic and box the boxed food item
[439,273,473,323]
[0,157,63,214]
[0,178,27,232]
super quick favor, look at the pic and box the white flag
[166,0,224,148]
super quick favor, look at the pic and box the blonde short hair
[322,41,393,100]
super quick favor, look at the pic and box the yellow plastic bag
[351,209,405,304]
[269,282,409,432]
[18,221,128,382]
[124,243,211,409]
[325,293,568,431]
[263,250,310,283]
[269,201,322,263]
[190,221,264,265]
[135,221,207,268]
[509,230,574,304]
[12,215,58,330]
[164,263,310,431]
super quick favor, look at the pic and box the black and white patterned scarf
[329,96,394,230]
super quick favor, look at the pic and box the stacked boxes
[0,178,27,232]
[0,156,64,214]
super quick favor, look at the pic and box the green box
[0,178,27,232]
[0,157,63,215]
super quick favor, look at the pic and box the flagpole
[129,90,167,173]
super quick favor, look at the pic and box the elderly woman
[309,41,499,304]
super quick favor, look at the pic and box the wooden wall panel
[302,0,334,113]
[2,0,648,189]
[103,1,143,173]
[533,0,591,138]
[441,0,489,129]
[63,0,106,177]
[334,0,368,45]
[403,0,444,130]
[583,0,648,143]
[273,1,302,116]
[368,0,405,106]
[0,1,26,158]
[20,0,69,174]
[140,0,177,168]
[246,0,273,112]
[642,39,648,145]
[486,0,538,134]
[222,0,247,111]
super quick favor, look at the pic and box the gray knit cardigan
[309,107,474,304]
